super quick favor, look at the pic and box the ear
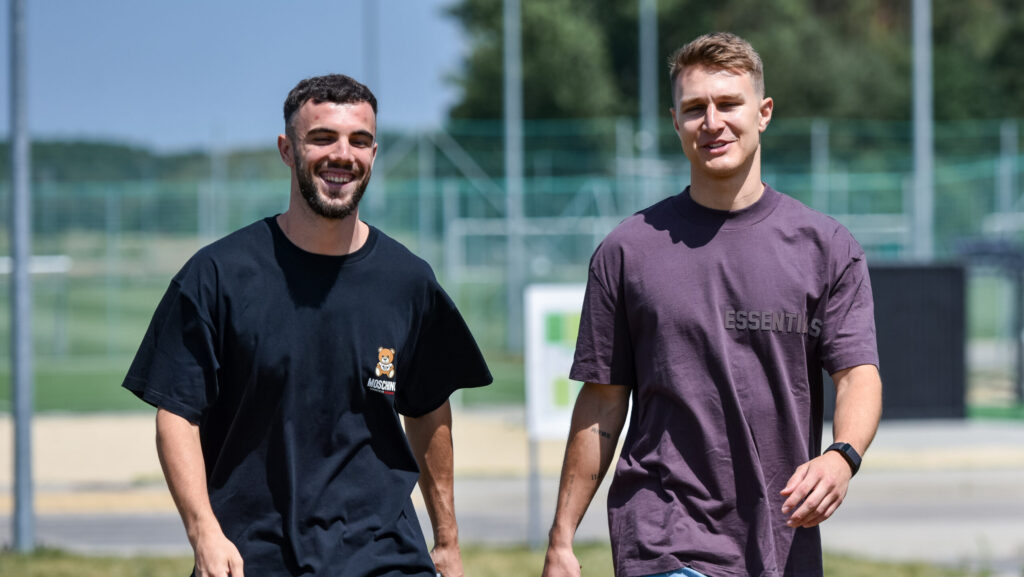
[278,134,294,167]
[758,97,774,133]
[669,106,681,134]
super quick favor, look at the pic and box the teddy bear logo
[375,347,396,379]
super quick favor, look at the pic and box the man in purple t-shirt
[542,33,883,577]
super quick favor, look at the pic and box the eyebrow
[305,127,376,140]
[678,93,746,108]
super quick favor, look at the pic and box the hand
[542,543,582,577]
[779,451,852,528]
[192,528,244,577]
[430,542,464,577]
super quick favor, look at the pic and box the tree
[444,0,1023,122]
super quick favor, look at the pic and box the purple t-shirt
[570,185,877,577]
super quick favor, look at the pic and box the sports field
[0,268,1018,414]
[0,547,978,577]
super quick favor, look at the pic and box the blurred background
[1,0,1023,575]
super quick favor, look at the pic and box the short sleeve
[819,226,879,374]
[122,258,221,423]
[570,241,635,387]
[394,286,492,417]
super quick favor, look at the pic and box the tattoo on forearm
[589,426,612,439]
[590,474,599,481]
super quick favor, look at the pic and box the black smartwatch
[825,442,861,476]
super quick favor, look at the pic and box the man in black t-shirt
[124,74,491,577]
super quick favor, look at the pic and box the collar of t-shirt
[673,184,782,230]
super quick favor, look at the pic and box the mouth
[703,140,732,151]
[319,169,354,187]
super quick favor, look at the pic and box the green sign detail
[544,312,581,346]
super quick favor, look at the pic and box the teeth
[322,174,352,184]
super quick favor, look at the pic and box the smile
[321,173,353,185]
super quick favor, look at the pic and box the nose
[703,104,724,132]
[327,139,355,164]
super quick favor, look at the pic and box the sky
[0,0,467,152]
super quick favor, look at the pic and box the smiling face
[671,65,773,183]
[278,99,377,221]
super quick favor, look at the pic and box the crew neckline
[267,215,379,265]
[672,184,782,230]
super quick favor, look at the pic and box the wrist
[432,526,459,549]
[825,441,862,476]
[547,524,575,549]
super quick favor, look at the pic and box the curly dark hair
[283,74,377,136]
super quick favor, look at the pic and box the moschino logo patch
[366,347,397,395]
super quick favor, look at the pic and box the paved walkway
[0,411,1022,575]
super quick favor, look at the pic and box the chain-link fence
[0,117,1021,411]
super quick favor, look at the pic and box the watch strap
[825,442,861,476]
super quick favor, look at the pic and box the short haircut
[668,32,765,99]
[283,74,378,136]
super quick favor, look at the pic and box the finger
[799,493,843,528]
[229,554,244,577]
[779,464,808,497]
[789,483,840,527]
[781,476,814,514]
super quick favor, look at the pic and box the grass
[0,546,983,577]
[0,262,1015,415]
[968,404,1024,421]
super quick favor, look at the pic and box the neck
[688,150,765,211]
[276,209,368,256]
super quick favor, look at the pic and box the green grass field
[0,546,981,577]
[0,269,1018,415]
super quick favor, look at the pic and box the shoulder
[769,189,866,264]
[367,227,440,284]
[772,190,841,230]
[597,195,677,252]
[175,219,273,284]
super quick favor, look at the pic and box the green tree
[444,0,1024,122]
[446,0,620,119]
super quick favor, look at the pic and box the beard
[294,155,371,220]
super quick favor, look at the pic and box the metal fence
[0,117,1022,409]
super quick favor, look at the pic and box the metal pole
[1017,269,1024,406]
[999,120,1019,214]
[638,0,659,208]
[912,0,934,260]
[363,0,379,93]
[418,133,436,261]
[527,438,542,549]
[9,0,36,552]
[811,119,830,212]
[504,0,525,351]
[638,0,658,158]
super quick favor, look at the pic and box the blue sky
[0,0,466,152]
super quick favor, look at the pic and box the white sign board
[524,284,586,441]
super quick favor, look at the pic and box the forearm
[831,364,883,456]
[155,408,222,545]
[549,382,630,547]
[404,400,458,546]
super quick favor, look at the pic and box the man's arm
[156,408,244,577]
[542,382,631,577]
[404,399,462,577]
[781,364,882,528]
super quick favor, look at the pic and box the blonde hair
[668,32,765,98]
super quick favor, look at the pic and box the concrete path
[0,412,1021,575]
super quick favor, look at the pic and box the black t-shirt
[123,217,492,576]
